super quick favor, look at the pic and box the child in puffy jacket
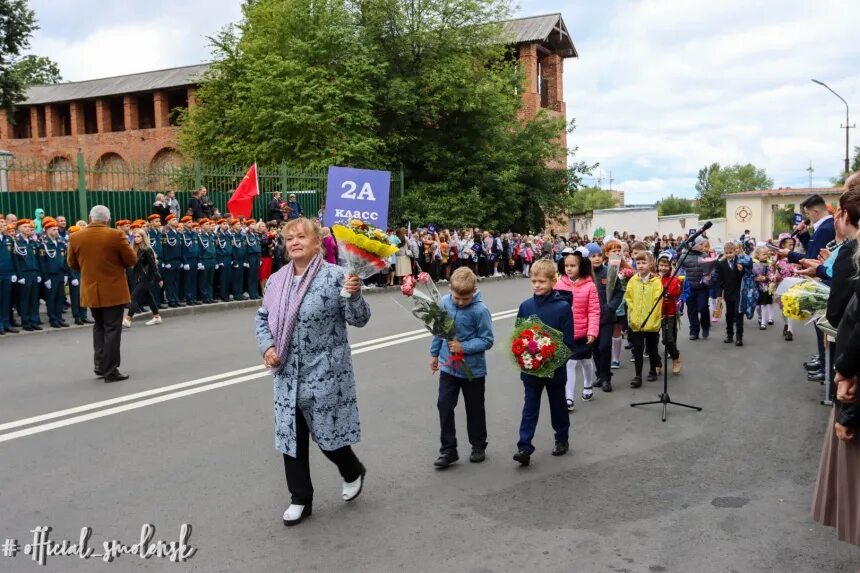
[555,248,600,409]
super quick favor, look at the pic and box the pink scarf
[262,255,323,366]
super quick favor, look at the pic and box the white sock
[576,359,595,390]
[757,305,764,325]
[565,360,577,401]
[765,304,774,323]
[611,336,623,362]
[709,298,717,314]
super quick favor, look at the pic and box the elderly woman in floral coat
[255,217,370,527]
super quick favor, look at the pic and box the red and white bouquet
[510,317,571,377]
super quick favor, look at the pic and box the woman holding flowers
[255,217,371,527]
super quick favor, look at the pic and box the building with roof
[0,13,576,188]
[723,186,843,241]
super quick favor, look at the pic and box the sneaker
[602,379,613,392]
[630,356,636,362]
[624,342,633,350]
[759,324,767,330]
[145,316,162,326]
[512,450,531,466]
[433,453,458,468]
[611,360,621,369]
[689,334,699,341]
[630,376,642,388]
[551,441,569,456]
[566,398,575,412]
[768,319,774,325]
[122,317,131,328]
[735,339,744,347]
[581,389,594,401]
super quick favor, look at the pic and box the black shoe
[552,441,569,456]
[593,378,603,389]
[804,360,822,371]
[724,335,733,343]
[469,450,486,463]
[433,453,459,468]
[283,503,313,527]
[631,376,642,388]
[82,318,94,324]
[624,342,633,350]
[158,304,168,309]
[178,302,187,307]
[5,327,18,333]
[512,450,531,466]
[702,330,709,339]
[689,335,699,341]
[735,339,743,347]
[0,329,5,335]
[75,319,84,325]
[23,326,34,331]
[103,371,129,383]
[58,321,70,327]
[10,321,20,327]
[94,370,104,378]
[785,331,793,341]
[807,371,825,382]
[768,319,774,325]
[602,379,613,392]
[646,372,658,382]
[32,325,42,331]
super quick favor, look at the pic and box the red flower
[540,344,555,359]
[512,339,526,356]
[521,329,535,340]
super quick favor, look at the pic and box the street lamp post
[811,79,856,176]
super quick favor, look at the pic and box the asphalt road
[0,277,855,572]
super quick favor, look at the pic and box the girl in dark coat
[125,229,163,326]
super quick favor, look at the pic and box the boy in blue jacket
[513,259,576,466]
[430,267,494,468]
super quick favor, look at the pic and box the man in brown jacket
[67,205,137,382]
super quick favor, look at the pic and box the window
[36,106,46,137]
[108,97,125,132]
[137,93,155,129]
[56,104,72,136]
[11,109,31,139]
[166,89,188,126]
[83,101,98,134]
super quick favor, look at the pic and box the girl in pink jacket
[555,248,601,409]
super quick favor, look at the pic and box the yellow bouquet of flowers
[780,279,830,321]
[331,219,399,297]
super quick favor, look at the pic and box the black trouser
[724,299,744,339]
[129,282,160,318]
[162,265,180,305]
[629,331,660,377]
[246,255,261,298]
[282,409,363,505]
[91,305,124,377]
[198,265,215,301]
[662,316,680,360]
[216,263,231,301]
[593,322,614,382]
[437,371,487,455]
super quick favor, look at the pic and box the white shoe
[342,469,366,501]
[145,316,162,326]
[122,318,131,328]
[282,504,311,526]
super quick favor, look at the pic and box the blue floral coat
[255,263,371,456]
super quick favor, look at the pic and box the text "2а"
[340,181,377,201]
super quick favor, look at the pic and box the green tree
[0,0,38,113]
[180,0,589,231]
[695,162,772,219]
[570,186,618,213]
[833,146,860,186]
[656,194,695,216]
[11,54,61,85]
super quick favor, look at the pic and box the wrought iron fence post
[76,151,87,221]
[279,163,288,194]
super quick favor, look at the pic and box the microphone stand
[630,240,703,422]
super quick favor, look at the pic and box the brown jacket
[67,222,137,308]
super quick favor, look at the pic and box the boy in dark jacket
[587,243,623,392]
[513,259,575,466]
[716,241,752,347]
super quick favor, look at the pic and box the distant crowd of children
[426,230,812,467]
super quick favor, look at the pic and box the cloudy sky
[26,0,860,204]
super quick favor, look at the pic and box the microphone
[682,221,713,246]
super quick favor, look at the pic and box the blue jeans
[687,287,710,337]
[517,380,569,453]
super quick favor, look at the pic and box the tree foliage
[180,0,589,231]
[656,194,695,216]
[570,187,618,213]
[11,54,61,85]
[0,0,38,113]
[695,162,773,219]
[833,146,860,186]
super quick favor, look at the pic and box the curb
[3,274,525,338]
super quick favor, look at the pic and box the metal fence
[0,151,404,224]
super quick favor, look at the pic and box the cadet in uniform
[0,218,18,334]
[197,219,217,304]
[39,218,69,327]
[230,219,248,300]
[66,225,92,325]
[244,218,262,300]
[161,214,183,307]
[147,214,165,308]
[13,219,42,331]
[181,218,201,305]
[215,219,232,302]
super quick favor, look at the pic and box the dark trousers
[129,282,160,318]
[517,380,569,454]
[629,331,660,377]
[231,264,245,298]
[183,266,198,303]
[593,322,614,381]
[723,299,744,339]
[16,274,39,327]
[149,281,163,307]
[217,264,231,301]
[198,265,215,301]
[687,287,710,337]
[69,282,87,321]
[437,371,487,455]
[162,266,180,305]
[44,272,65,323]
[662,317,680,360]
[282,409,363,505]
[246,256,261,298]
[0,277,11,329]
[91,305,124,377]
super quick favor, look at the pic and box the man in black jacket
[268,191,285,223]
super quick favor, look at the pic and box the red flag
[227,163,259,218]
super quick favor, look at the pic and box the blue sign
[688,228,696,236]
[427,224,437,234]
[793,213,803,226]
[325,166,391,229]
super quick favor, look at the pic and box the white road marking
[0,308,520,444]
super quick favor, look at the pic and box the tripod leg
[631,400,663,407]
[666,399,702,411]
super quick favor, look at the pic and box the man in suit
[67,205,137,382]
